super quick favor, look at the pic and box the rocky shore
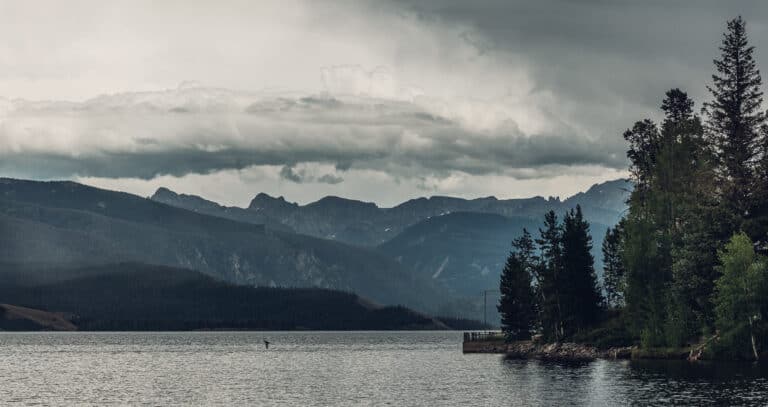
[505,341,633,361]
[463,339,633,361]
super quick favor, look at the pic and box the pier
[462,331,506,353]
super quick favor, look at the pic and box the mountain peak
[564,178,632,213]
[151,187,177,200]
[150,187,226,215]
[307,195,378,210]
[248,192,298,215]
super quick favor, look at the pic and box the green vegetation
[0,263,455,331]
[712,233,768,360]
[602,221,626,309]
[497,207,605,342]
[499,17,768,360]
[620,16,768,358]
[497,230,537,340]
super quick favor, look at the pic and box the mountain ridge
[151,178,631,247]
[0,178,437,310]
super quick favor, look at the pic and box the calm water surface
[0,331,767,406]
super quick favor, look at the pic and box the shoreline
[458,338,736,362]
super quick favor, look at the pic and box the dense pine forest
[0,263,477,331]
[498,17,768,360]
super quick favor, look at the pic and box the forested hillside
[0,179,436,310]
[0,263,450,331]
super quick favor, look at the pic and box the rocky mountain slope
[152,179,631,247]
[0,178,436,310]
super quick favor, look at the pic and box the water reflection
[0,332,766,406]
[498,356,768,406]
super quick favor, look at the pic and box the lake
[0,331,766,406]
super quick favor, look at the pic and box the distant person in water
[264,340,270,349]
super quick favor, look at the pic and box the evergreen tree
[497,230,537,341]
[623,119,661,196]
[661,89,719,343]
[560,206,604,334]
[602,221,626,308]
[622,116,671,346]
[536,210,564,341]
[703,16,765,236]
[610,17,768,355]
[623,89,720,346]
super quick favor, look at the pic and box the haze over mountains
[0,177,630,325]
[0,178,432,310]
[154,178,630,313]
[152,178,630,247]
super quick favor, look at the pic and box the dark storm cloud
[317,174,344,184]
[279,165,304,183]
[388,0,768,132]
[5,1,763,184]
[0,85,624,182]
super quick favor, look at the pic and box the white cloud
[0,0,661,204]
[0,83,624,183]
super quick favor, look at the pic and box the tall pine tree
[602,221,626,309]
[560,205,604,335]
[622,117,670,346]
[703,16,765,237]
[497,229,537,341]
[536,210,564,341]
[661,89,717,344]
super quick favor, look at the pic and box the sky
[1,0,767,207]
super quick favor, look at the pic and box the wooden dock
[462,331,507,353]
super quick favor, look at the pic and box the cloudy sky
[2,0,767,207]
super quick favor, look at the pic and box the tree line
[499,17,768,359]
[497,206,603,342]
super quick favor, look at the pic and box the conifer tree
[622,117,670,346]
[497,230,537,341]
[602,221,626,308]
[703,16,765,235]
[623,119,661,197]
[661,89,719,342]
[560,206,604,334]
[536,210,564,341]
[623,89,720,346]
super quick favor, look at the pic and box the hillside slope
[377,211,611,319]
[0,263,448,331]
[153,179,631,247]
[0,178,436,310]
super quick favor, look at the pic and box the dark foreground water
[1,331,767,406]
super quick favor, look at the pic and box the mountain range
[0,178,433,310]
[1,177,630,322]
[152,179,630,247]
[152,179,630,314]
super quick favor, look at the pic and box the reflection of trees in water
[497,359,768,405]
[627,360,768,405]
[630,359,768,380]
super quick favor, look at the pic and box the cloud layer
[5,0,764,204]
[0,80,625,184]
